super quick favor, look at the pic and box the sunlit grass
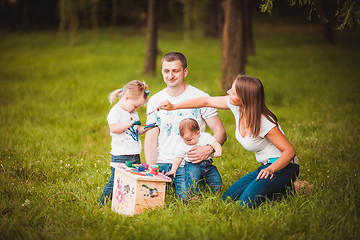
[0,18,359,239]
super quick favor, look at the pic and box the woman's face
[227,81,242,106]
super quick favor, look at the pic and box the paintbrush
[146,108,160,116]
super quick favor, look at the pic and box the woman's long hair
[234,75,278,137]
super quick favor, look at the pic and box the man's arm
[187,115,227,163]
[205,115,227,145]
[144,127,159,165]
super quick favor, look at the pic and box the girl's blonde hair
[109,80,149,104]
[234,75,278,137]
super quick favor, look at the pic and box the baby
[166,118,222,197]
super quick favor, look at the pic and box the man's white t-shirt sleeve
[196,91,217,120]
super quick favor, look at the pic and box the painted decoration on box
[142,184,159,198]
[115,178,135,205]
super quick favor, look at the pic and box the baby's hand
[165,169,177,177]
[213,151,222,158]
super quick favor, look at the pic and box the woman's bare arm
[158,96,229,110]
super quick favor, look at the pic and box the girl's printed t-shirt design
[107,105,142,156]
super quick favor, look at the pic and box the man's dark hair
[161,52,187,69]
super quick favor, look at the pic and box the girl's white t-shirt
[146,85,218,165]
[175,132,216,162]
[107,105,141,155]
[227,99,283,164]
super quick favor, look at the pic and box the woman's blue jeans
[185,160,222,196]
[222,163,299,208]
[99,154,140,205]
[157,163,187,199]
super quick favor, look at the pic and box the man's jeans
[185,160,222,196]
[157,163,187,199]
[222,163,299,208]
[99,154,140,205]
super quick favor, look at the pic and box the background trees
[221,0,246,91]
[1,0,358,91]
[143,0,158,76]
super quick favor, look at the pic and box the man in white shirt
[145,52,227,199]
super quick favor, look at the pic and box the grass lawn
[1,17,360,239]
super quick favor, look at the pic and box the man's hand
[187,145,213,164]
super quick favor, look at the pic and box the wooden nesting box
[110,162,172,216]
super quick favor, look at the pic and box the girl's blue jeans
[185,160,222,197]
[99,154,140,205]
[222,162,299,208]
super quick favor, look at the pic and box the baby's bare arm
[211,141,222,158]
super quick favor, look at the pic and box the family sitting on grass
[99,52,303,209]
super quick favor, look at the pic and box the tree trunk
[221,0,247,92]
[205,0,222,38]
[182,0,192,42]
[316,0,335,44]
[58,0,68,36]
[143,0,158,76]
[90,0,100,37]
[244,0,255,55]
[111,0,119,26]
[69,0,79,46]
[22,0,29,27]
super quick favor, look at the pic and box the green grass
[1,18,360,239]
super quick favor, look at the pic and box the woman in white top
[158,75,299,208]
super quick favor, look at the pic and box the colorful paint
[115,179,125,204]
[126,125,139,141]
[142,184,159,198]
[115,179,135,205]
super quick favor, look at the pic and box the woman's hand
[158,100,175,111]
[256,167,274,181]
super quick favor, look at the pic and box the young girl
[159,75,299,208]
[99,80,155,206]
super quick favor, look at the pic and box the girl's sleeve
[107,107,120,126]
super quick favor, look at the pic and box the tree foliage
[260,0,360,30]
